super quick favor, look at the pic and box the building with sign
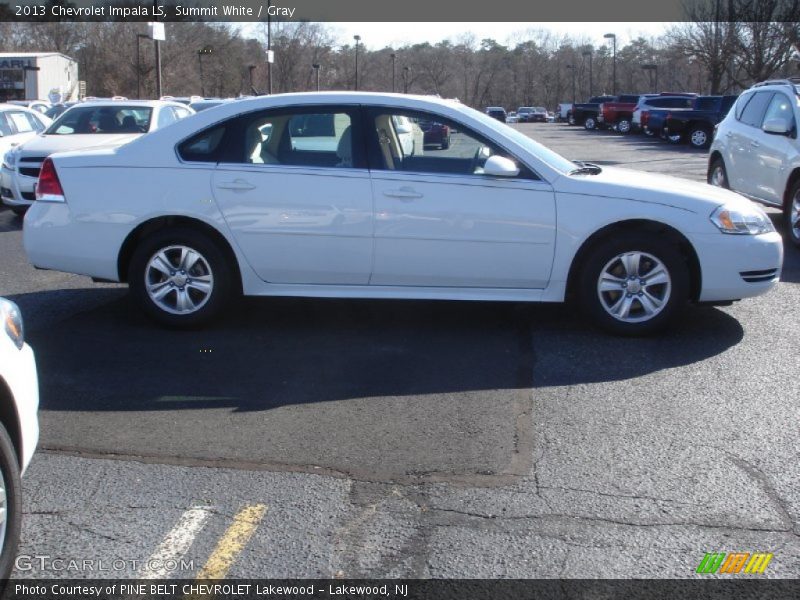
[0,52,79,103]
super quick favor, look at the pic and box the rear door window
[739,91,774,127]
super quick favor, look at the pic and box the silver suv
[708,78,800,246]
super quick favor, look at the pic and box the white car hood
[19,133,141,155]
[556,165,755,214]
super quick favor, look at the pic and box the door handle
[216,179,256,191]
[383,187,423,200]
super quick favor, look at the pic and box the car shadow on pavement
[13,288,745,481]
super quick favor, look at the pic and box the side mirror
[763,117,791,135]
[483,155,520,177]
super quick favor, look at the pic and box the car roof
[0,103,40,112]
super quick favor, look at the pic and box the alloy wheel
[791,190,800,243]
[145,245,215,315]
[690,129,708,148]
[710,164,727,188]
[597,251,672,323]
[0,467,6,552]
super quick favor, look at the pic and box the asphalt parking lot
[2,122,799,579]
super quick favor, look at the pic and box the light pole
[198,45,212,97]
[582,49,593,98]
[136,33,148,99]
[604,33,617,96]
[248,65,256,95]
[390,52,396,93]
[353,35,361,90]
[312,63,320,91]
[566,64,576,104]
[642,63,658,93]
[403,66,411,94]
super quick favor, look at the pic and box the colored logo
[696,552,773,574]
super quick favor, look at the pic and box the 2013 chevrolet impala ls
[23,93,783,335]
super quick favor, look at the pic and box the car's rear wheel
[689,126,711,149]
[584,117,597,130]
[707,156,729,189]
[578,234,689,336]
[617,119,632,134]
[0,421,22,582]
[129,227,235,327]
[785,180,800,248]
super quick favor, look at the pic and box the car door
[364,107,556,289]
[728,91,773,197]
[209,105,374,285]
[750,91,797,205]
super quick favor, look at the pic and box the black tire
[10,207,27,217]
[567,112,576,126]
[784,179,800,248]
[578,233,690,336]
[688,126,712,149]
[0,422,22,582]
[441,137,450,150]
[707,156,729,189]
[128,227,235,328]
[617,119,632,134]
[584,116,597,130]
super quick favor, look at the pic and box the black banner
[1,0,799,23]
[3,580,800,600]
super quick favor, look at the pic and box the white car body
[709,80,800,245]
[0,299,39,475]
[1,100,194,211]
[23,92,782,331]
[0,104,51,170]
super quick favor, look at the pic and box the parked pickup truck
[663,95,738,149]
[568,95,616,129]
[597,94,649,133]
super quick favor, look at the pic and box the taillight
[36,158,65,203]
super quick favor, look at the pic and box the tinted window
[739,91,773,127]
[178,125,226,162]
[694,97,718,111]
[762,92,795,129]
[47,105,152,134]
[241,110,354,168]
[367,108,536,180]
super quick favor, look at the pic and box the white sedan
[23,93,782,335]
[0,298,39,579]
[2,99,194,215]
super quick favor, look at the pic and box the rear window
[618,95,640,103]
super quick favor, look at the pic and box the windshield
[46,105,153,135]
[463,105,577,174]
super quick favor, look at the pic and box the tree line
[0,1,798,108]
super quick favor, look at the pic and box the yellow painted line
[196,504,267,580]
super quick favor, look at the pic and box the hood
[18,133,141,156]
[555,165,756,214]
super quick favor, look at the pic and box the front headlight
[2,148,18,170]
[0,298,24,350]
[710,203,775,235]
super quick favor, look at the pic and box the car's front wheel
[617,119,632,134]
[0,421,22,582]
[785,180,800,248]
[584,117,597,130]
[689,126,711,149]
[578,234,689,336]
[129,227,235,327]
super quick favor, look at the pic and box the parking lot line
[196,504,267,580]
[139,506,212,579]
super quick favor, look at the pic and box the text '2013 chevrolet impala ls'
[23,93,783,335]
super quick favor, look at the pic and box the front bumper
[1,165,36,209]
[690,231,783,302]
[1,340,39,474]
